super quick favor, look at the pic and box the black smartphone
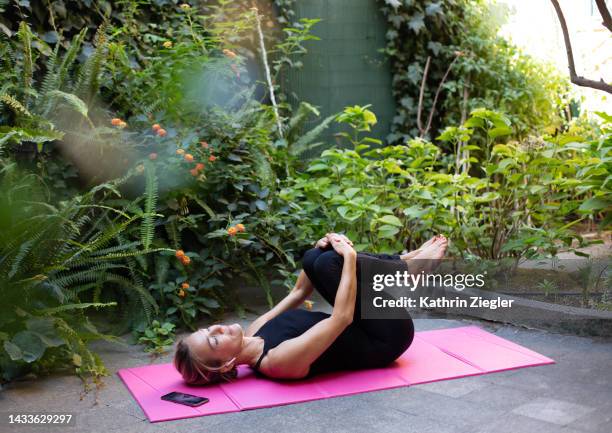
[161,391,210,407]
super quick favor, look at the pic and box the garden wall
[283,0,395,152]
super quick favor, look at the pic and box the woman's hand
[315,233,354,249]
[314,236,330,249]
[326,233,356,258]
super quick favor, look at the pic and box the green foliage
[573,112,612,225]
[570,259,611,308]
[137,320,176,355]
[536,279,560,299]
[287,106,608,259]
[0,1,299,389]
[0,162,166,383]
[128,95,321,315]
[379,0,571,142]
[271,18,321,77]
[146,262,223,331]
[0,1,332,384]
[0,20,114,204]
[1,22,102,134]
[141,162,158,250]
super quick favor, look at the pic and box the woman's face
[185,323,244,367]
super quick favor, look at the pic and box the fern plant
[0,161,169,384]
[0,21,108,149]
[283,101,336,159]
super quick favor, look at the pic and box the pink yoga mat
[119,363,238,421]
[392,336,483,385]
[417,326,554,372]
[117,326,555,422]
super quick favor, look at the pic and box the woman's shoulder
[254,309,327,335]
[275,308,330,324]
[254,309,330,343]
[252,309,329,379]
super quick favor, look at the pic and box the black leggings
[301,247,415,373]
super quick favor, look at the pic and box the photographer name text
[373,296,514,310]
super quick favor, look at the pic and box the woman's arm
[259,236,357,378]
[245,270,314,337]
[245,232,354,338]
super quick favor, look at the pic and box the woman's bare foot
[403,236,448,273]
[412,235,447,261]
[400,235,440,260]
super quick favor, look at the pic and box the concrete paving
[2,292,611,433]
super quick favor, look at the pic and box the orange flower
[178,289,186,298]
[181,256,191,265]
[149,152,158,160]
[195,162,205,171]
[118,121,127,129]
[111,118,122,126]
[303,300,314,310]
[223,48,237,58]
[200,141,209,149]
[157,128,167,137]
[176,148,185,155]
[208,155,216,162]
[175,249,185,258]
[184,153,194,162]
[181,282,189,289]
[190,168,199,176]
[236,223,245,232]
[152,124,161,132]
[227,226,238,236]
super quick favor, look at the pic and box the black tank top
[252,309,342,377]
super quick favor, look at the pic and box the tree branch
[550,0,612,94]
[595,0,612,32]
[252,6,284,137]
[423,53,461,137]
[416,56,431,137]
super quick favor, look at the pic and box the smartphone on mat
[161,391,209,407]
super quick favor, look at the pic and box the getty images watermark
[369,268,514,310]
[356,256,514,320]
[355,256,612,320]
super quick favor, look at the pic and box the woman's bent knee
[313,250,344,276]
[302,248,323,275]
[392,319,415,359]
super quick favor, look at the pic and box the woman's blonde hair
[174,338,238,385]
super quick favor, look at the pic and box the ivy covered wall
[378,0,570,143]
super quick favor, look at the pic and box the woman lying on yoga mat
[174,233,448,385]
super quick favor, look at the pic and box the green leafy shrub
[97,4,331,319]
[286,105,607,262]
[0,162,168,384]
[570,112,612,226]
[378,0,571,142]
[137,320,176,355]
[0,20,137,200]
[1,1,329,342]
[120,95,328,315]
[0,1,334,385]
[1,21,108,142]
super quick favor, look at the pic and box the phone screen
[161,391,210,407]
